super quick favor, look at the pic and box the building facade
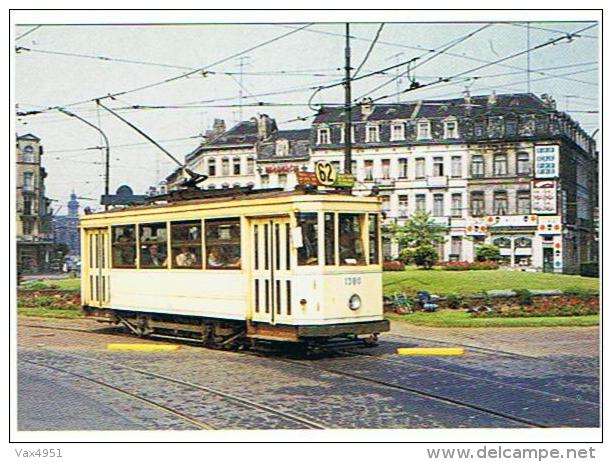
[165,93,598,273]
[16,133,54,273]
[52,192,81,256]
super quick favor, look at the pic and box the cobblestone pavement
[17,318,600,431]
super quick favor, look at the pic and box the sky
[14,18,599,213]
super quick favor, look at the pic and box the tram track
[19,349,328,430]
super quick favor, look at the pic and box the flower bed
[383,261,406,271]
[436,261,499,271]
[17,289,81,310]
[472,295,599,318]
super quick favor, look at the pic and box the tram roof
[81,188,380,222]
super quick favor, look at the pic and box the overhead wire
[353,23,385,78]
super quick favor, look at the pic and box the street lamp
[57,108,111,210]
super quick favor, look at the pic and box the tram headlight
[348,294,362,311]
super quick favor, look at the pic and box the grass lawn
[17,307,82,319]
[20,277,80,292]
[387,311,600,328]
[383,267,599,297]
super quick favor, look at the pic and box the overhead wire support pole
[344,22,352,174]
[57,107,111,211]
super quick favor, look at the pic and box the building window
[317,127,330,145]
[278,173,287,188]
[506,119,518,136]
[260,174,270,187]
[233,157,241,175]
[297,212,318,266]
[471,155,484,177]
[433,157,444,176]
[23,197,32,215]
[451,236,462,256]
[208,158,216,177]
[515,236,532,248]
[139,223,168,268]
[390,123,405,141]
[398,158,408,178]
[381,159,391,179]
[517,190,531,214]
[339,213,365,265]
[171,220,202,269]
[221,157,230,176]
[451,156,462,178]
[23,172,34,191]
[444,119,458,139]
[205,218,241,269]
[111,225,136,268]
[364,160,374,181]
[351,160,357,173]
[433,194,444,217]
[417,120,431,140]
[366,125,380,143]
[471,192,485,216]
[474,121,485,137]
[398,195,409,217]
[494,154,508,176]
[275,139,289,157]
[493,237,511,249]
[516,152,531,176]
[451,193,462,218]
[23,220,33,235]
[23,145,35,163]
[415,158,425,179]
[416,194,426,212]
[494,191,508,216]
[246,157,255,175]
[381,195,391,212]
[340,125,356,144]
[331,160,341,174]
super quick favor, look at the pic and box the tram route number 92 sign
[297,161,355,188]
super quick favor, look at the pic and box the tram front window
[139,223,168,268]
[339,213,365,265]
[205,218,241,269]
[112,225,136,268]
[297,212,318,266]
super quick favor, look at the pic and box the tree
[475,244,501,262]
[412,245,439,269]
[390,210,446,248]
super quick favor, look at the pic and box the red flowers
[473,295,599,318]
[436,261,500,271]
[383,261,406,271]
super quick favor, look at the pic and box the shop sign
[534,145,559,178]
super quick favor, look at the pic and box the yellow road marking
[107,343,180,352]
[397,347,464,356]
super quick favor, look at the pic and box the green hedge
[580,262,599,278]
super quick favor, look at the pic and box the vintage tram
[80,188,389,350]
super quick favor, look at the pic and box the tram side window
[324,212,336,265]
[339,213,365,265]
[171,220,202,268]
[139,223,168,268]
[368,213,380,265]
[205,218,241,269]
[111,225,136,268]
[296,212,318,266]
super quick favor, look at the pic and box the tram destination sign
[297,161,355,188]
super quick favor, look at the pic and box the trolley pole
[343,22,353,174]
[57,108,111,211]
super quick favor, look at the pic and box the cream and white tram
[80,189,389,349]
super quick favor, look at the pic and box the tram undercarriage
[83,307,389,353]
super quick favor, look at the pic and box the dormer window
[417,120,431,140]
[444,118,459,139]
[317,127,330,145]
[339,125,356,144]
[390,123,405,141]
[366,124,380,143]
[275,139,289,157]
[22,145,35,163]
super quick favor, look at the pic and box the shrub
[412,245,438,269]
[514,288,533,306]
[437,261,499,271]
[398,248,415,265]
[473,295,599,318]
[580,261,599,278]
[445,293,462,309]
[383,261,405,271]
[476,244,501,262]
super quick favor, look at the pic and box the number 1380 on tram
[80,189,389,351]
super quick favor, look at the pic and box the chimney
[487,90,497,106]
[463,89,472,114]
[257,114,276,140]
[540,94,557,110]
[212,118,226,136]
[360,97,374,117]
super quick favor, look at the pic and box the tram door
[250,217,292,325]
[85,228,110,307]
